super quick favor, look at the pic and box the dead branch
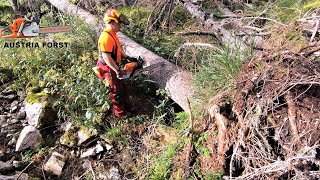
[144,0,173,35]
[284,92,299,137]
[241,16,288,27]
[225,146,319,180]
[176,98,195,179]
[174,42,215,58]
[303,46,320,57]
[187,98,194,132]
[16,161,33,179]
[242,25,264,32]
[229,141,241,179]
[236,32,271,36]
[298,42,319,53]
[90,161,96,180]
[179,0,248,51]
[208,104,228,155]
[173,30,219,36]
[10,0,19,11]
[310,20,320,42]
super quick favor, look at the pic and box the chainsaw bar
[38,26,71,33]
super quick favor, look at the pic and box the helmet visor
[119,13,129,25]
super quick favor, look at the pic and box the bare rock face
[25,102,44,127]
[108,167,120,180]
[0,161,12,172]
[80,143,104,158]
[25,101,57,129]
[0,173,28,180]
[15,125,42,151]
[77,127,98,146]
[43,152,65,176]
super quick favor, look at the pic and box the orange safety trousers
[96,60,131,117]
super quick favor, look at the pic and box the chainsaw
[93,56,145,80]
[0,17,71,38]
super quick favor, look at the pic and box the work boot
[126,107,136,114]
[115,111,132,119]
[122,111,132,118]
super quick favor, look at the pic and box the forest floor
[1,0,320,179]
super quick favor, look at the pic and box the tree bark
[179,0,251,51]
[46,0,196,111]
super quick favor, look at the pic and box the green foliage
[173,111,190,132]
[121,6,152,36]
[203,172,223,180]
[154,89,175,125]
[202,1,224,17]
[194,133,210,157]
[127,74,155,95]
[175,112,189,122]
[0,9,109,126]
[0,1,13,24]
[22,146,53,163]
[194,46,247,103]
[304,1,320,9]
[104,126,129,147]
[171,6,192,28]
[127,114,149,124]
[147,144,176,179]
[0,68,12,84]
[265,0,316,23]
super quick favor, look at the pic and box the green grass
[147,144,177,179]
[264,0,317,23]
[194,45,249,104]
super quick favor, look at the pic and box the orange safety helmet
[104,8,129,25]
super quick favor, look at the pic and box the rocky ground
[0,72,168,179]
[0,82,125,179]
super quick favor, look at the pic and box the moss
[94,103,110,125]
[60,126,78,148]
[25,91,48,104]
[95,112,106,125]
[79,126,97,138]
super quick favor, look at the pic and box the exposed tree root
[194,46,320,178]
[284,92,299,137]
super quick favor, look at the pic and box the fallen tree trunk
[46,0,196,111]
[180,0,247,51]
[179,0,270,51]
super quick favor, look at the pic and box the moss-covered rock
[60,126,78,148]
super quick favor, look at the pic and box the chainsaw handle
[0,26,10,37]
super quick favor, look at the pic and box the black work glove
[127,56,138,62]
